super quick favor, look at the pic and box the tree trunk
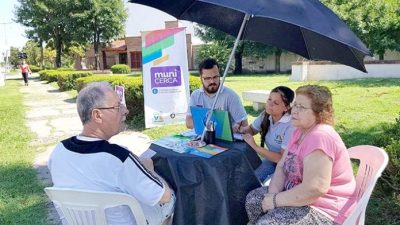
[379,53,384,60]
[39,40,44,69]
[274,49,282,73]
[55,35,62,68]
[233,43,244,74]
[94,32,100,70]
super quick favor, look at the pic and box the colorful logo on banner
[142,28,184,66]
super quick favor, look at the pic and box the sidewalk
[18,74,151,224]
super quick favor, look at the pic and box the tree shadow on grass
[336,121,391,147]
[47,89,61,93]
[63,97,77,103]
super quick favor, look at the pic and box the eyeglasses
[202,75,220,82]
[95,103,124,112]
[292,103,312,112]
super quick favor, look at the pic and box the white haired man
[48,82,175,225]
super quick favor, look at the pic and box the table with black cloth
[151,139,262,225]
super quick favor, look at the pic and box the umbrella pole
[201,13,251,142]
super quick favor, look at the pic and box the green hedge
[111,64,131,74]
[30,65,41,73]
[57,71,93,91]
[38,69,92,90]
[76,75,201,127]
[38,69,75,82]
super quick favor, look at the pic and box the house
[79,21,193,71]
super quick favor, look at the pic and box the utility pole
[0,22,12,74]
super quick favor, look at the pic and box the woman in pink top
[19,60,31,86]
[245,85,356,225]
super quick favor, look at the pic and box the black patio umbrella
[129,0,371,142]
[129,0,370,72]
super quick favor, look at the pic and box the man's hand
[140,158,154,171]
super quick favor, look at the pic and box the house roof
[103,39,127,52]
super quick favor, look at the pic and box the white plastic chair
[342,145,389,225]
[44,187,147,225]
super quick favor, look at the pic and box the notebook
[190,106,234,142]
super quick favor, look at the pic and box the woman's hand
[232,123,242,133]
[242,133,256,147]
[261,193,275,212]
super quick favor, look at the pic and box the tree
[195,25,285,73]
[70,0,128,70]
[43,47,56,68]
[322,0,400,60]
[15,0,128,69]
[15,0,75,68]
[9,47,21,68]
[22,40,41,66]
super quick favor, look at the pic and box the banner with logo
[141,27,190,128]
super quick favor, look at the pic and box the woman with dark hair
[237,86,295,182]
[245,85,356,225]
[19,60,31,86]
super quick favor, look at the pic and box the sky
[0,0,201,61]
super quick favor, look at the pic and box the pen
[238,121,243,133]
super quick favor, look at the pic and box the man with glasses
[186,58,248,130]
[48,82,175,225]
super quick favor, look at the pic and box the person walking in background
[19,60,31,86]
[245,85,356,225]
[237,86,294,183]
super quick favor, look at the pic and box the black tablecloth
[151,140,262,225]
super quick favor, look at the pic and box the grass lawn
[142,74,400,225]
[144,74,400,148]
[0,80,49,225]
[22,73,399,224]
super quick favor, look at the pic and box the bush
[57,71,93,91]
[111,64,131,74]
[373,114,400,194]
[38,69,75,82]
[76,74,201,128]
[30,65,41,73]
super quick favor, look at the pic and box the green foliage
[111,64,131,74]
[21,40,41,66]
[372,114,400,194]
[195,25,285,73]
[69,0,128,70]
[15,0,74,67]
[0,80,48,225]
[322,0,400,59]
[29,65,40,72]
[15,0,127,68]
[198,42,232,72]
[9,47,20,68]
[76,75,201,128]
[57,71,93,91]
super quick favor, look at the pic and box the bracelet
[272,193,278,209]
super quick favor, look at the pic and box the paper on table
[180,129,197,137]
[233,133,244,141]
